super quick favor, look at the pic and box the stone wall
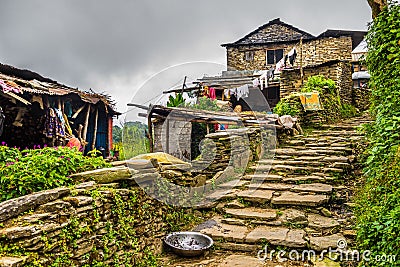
[0,164,191,266]
[227,37,353,71]
[192,127,276,179]
[352,87,371,111]
[153,119,192,161]
[280,61,353,104]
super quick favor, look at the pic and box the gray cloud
[0,0,371,114]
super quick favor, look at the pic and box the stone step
[245,173,335,184]
[248,183,333,194]
[255,159,350,169]
[271,191,329,207]
[214,180,249,190]
[245,226,307,248]
[282,174,335,183]
[253,164,344,174]
[195,215,346,251]
[224,207,278,221]
[243,174,283,182]
[274,148,347,157]
[237,190,274,204]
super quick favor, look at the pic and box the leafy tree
[356,2,400,266]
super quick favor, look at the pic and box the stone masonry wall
[153,119,192,161]
[0,163,190,267]
[280,61,353,104]
[227,37,353,71]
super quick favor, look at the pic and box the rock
[245,226,306,248]
[309,234,345,251]
[221,218,247,226]
[194,175,207,186]
[70,167,134,183]
[225,208,277,221]
[161,170,183,179]
[271,192,329,207]
[37,200,73,213]
[280,209,307,224]
[285,229,308,248]
[0,188,70,222]
[244,174,283,182]
[125,159,156,170]
[63,196,93,207]
[200,221,248,243]
[75,181,97,190]
[0,256,28,267]
[308,214,340,231]
[321,208,333,217]
[224,200,245,209]
[312,258,341,267]
[249,183,292,191]
[216,243,258,252]
[0,226,38,240]
[237,190,274,204]
[343,230,357,237]
[218,255,264,266]
[292,183,333,194]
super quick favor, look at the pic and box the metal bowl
[164,231,214,257]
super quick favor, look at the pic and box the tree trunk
[368,0,388,19]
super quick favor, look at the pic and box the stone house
[222,18,366,71]
[220,18,366,105]
[0,63,120,155]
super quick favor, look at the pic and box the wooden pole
[72,105,86,119]
[148,115,154,153]
[92,108,99,150]
[82,104,91,151]
[300,37,304,86]
[181,76,187,95]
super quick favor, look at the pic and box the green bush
[356,2,400,266]
[273,99,300,116]
[0,146,110,201]
[301,74,336,94]
[188,96,223,111]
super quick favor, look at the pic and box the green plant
[167,93,185,107]
[188,97,222,111]
[355,2,400,266]
[0,146,110,201]
[273,98,301,116]
[340,103,358,118]
[301,75,336,94]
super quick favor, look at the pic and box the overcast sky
[0,0,372,121]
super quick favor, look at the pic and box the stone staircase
[194,115,370,254]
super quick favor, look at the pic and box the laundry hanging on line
[224,84,250,100]
[299,92,323,111]
[0,80,21,94]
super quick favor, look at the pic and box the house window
[266,49,284,65]
[244,51,254,61]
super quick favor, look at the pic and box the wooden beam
[72,105,86,119]
[127,103,149,110]
[92,108,99,150]
[82,104,91,151]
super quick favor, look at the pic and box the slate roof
[318,30,367,49]
[222,18,315,47]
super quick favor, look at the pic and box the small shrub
[301,74,336,94]
[0,146,110,201]
[273,99,300,116]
